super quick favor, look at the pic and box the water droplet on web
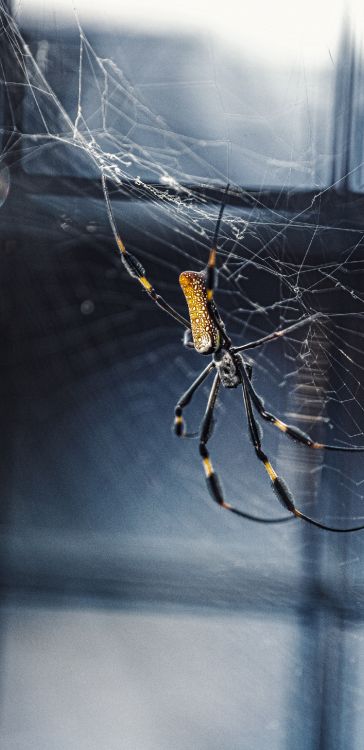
[80,299,95,315]
[60,214,72,232]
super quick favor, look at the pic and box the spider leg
[102,174,190,330]
[239,361,364,452]
[204,185,232,348]
[240,369,364,532]
[233,312,327,353]
[245,361,253,382]
[199,373,294,524]
[205,185,229,304]
[174,362,215,437]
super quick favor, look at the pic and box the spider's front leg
[202,184,232,350]
[102,174,190,330]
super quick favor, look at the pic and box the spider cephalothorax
[214,349,240,389]
[102,175,364,533]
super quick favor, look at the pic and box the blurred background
[1,1,364,748]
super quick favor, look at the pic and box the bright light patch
[16,0,353,67]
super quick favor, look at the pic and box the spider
[102,176,364,533]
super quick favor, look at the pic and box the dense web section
[2,2,364,527]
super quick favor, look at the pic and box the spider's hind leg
[245,360,253,382]
[199,373,225,503]
[242,367,364,453]
[239,360,364,533]
[241,374,296,516]
[174,362,214,437]
[199,370,293,524]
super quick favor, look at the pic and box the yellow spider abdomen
[179,271,220,354]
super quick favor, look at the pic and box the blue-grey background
[1,2,364,749]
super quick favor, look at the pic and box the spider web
[2,0,364,529]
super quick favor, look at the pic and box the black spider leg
[241,374,294,524]
[205,184,232,348]
[102,174,191,330]
[233,312,327,353]
[199,372,295,524]
[240,362,364,452]
[237,360,364,532]
[174,362,215,437]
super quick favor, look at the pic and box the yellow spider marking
[208,248,216,267]
[203,457,213,477]
[139,276,153,291]
[274,419,287,433]
[207,289,213,301]
[117,237,126,254]
[264,461,277,481]
[313,442,324,449]
[175,416,183,424]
